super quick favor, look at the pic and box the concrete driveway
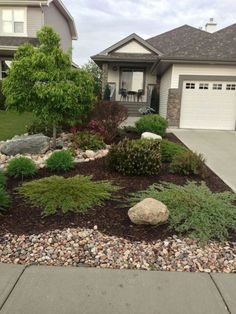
[173,129,236,192]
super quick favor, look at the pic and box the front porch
[119,101,145,116]
[102,61,159,116]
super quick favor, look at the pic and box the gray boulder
[0,134,50,156]
[128,198,169,225]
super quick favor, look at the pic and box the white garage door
[180,81,236,130]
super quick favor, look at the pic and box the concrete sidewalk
[0,263,235,314]
[172,129,236,192]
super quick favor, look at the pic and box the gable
[114,40,152,54]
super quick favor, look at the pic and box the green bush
[135,114,168,137]
[170,151,207,178]
[129,181,236,242]
[0,170,6,187]
[46,150,74,172]
[0,187,10,213]
[74,131,106,151]
[107,138,161,176]
[7,157,37,179]
[17,175,119,216]
[161,140,187,162]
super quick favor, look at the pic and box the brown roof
[147,25,211,55]
[92,52,158,63]
[164,23,236,61]
[0,37,39,47]
[92,23,236,64]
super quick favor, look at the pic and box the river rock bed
[0,227,235,273]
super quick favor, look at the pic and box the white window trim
[0,7,27,37]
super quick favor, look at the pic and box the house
[92,19,236,130]
[0,0,78,79]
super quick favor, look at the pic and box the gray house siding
[43,2,72,53]
[27,6,43,37]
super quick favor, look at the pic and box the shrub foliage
[7,157,37,179]
[170,151,207,178]
[160,140,187,163]
[0,187,10,214]
[90,101,128,143]
[74,131,106,151]
[17,175,119,216]
[46,150,74,172]
[0,170,6,187]
[0,80,6,110]
[107,138,161,176]
[135,114,168,137]
[129,181,236,242]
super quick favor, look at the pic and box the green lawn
[0,111,34,141]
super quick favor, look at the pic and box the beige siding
[159,66,172,118]
[171,64,236,88]
[107,64,156,102]
[43,2,72,53]
[115,40,151,54]
[27,6,43,37]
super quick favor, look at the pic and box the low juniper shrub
[170,151,207,178]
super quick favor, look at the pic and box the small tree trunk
[52,122,57,149]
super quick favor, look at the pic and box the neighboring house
[92,19,236,130]
[0,0,78,79]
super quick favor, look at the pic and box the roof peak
[147,24,208,42]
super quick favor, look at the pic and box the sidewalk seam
[209,274,231,314]
[0,265,28,313]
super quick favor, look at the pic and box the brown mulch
[1,143,233,242]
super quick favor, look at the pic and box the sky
[62,0,236,66]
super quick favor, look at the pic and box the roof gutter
[0,1,48,5]
[159,57,236,64]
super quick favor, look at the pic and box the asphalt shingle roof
[146,25,211,55]
[147,24,236,62]
[0,37,39,47]
[93,23,236,63]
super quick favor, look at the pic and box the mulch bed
[1,132,234,243]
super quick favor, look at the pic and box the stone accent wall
[166,88,181,127]
[101,63,108,96]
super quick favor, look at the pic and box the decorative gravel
[0,227,235,273]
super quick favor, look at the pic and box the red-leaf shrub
[89,101,128,143]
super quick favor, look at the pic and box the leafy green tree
[3,26,94,148]
[150,86,159,114]
[103,84,111,101]
[81,59,102,99]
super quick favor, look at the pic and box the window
[226,84,236,90]
[1,60,11,78]
[199,83,209,90]
[120,68,144,93]
[2,9,26,35]
[185,83,195,89]
[213,83,222,90]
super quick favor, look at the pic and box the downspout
[39,1,45,26]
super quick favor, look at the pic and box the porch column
[166,88,181,127]
[101,63,108,96]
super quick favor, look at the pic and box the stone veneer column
[101,63,108,96]
[166,88,181,127]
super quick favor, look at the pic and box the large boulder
[128,198,169,225]
[0,134,50,156]
[141,132,162,140]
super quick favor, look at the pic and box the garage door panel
[180,81,236,130]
